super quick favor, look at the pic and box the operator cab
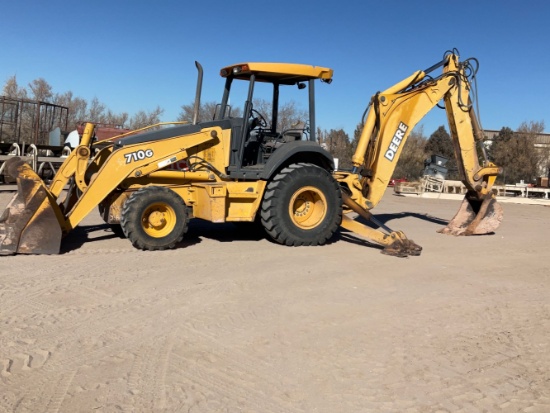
[216,63,333,176]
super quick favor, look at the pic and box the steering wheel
[250,109,268,128]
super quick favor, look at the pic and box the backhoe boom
[336,50,503,255]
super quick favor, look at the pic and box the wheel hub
[146,210,166,228]
[141,203,176,237]
[289,186,327,229]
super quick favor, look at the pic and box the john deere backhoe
[0,49,502,257]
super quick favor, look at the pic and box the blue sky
[1,0,549,138]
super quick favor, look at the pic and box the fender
[260,140,335,180]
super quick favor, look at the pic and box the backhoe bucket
[0,157,63,255]
[438,192,503,236]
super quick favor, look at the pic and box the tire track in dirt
[195,279,548,413]
[0,287,54,316]
[126,331,175,411]
[165,318,308,413]
[86,275,307,412]
[0,276,239,410]
[384,290,550,411]
[166,281,415,412]
[0,273,234,356]
[43,370,77,413]
[170,349,303,413]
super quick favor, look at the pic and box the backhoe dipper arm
[347,52,500,208]
[336,51,503,256]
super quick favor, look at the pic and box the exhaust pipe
[192,61,203,125]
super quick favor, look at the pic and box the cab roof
[220,62,333,85]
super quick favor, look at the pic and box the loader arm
[0,125,218,255]
[335,51,503,256]
[49,123,97,198]
[60,128,219,233]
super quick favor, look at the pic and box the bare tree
[177,101,223,123]
[252,99,307,132]
[127,106,164,130]
[53,93,130,130]
[3,75,27,99]
[53,91,88,130]
[1,74,167,143]
[178,98,304,132]
[1,77,26,142]
[87,97,107,123]
[104,110,129,128]
[28,78,53,102]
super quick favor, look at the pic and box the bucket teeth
[382,237,422,257]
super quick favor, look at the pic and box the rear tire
[260,163,342,246]
[121,186,189,250]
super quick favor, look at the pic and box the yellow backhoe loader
[0,49,502,257]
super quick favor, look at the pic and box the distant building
[483,129,550,147]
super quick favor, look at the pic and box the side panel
[225,181,266,221]
[171,181,266,223]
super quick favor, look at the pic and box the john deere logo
[384,122,408,162]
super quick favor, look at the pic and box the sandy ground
[0,189,549,413]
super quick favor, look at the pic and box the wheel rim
[141,202,177,238]
[288,186,327,229]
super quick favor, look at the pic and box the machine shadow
[187,219,343,246]
[61,220,269,254]
[187,220,268,243]
[61,224,123,253]
[61,223,203,254]
[336,230,385,251]
[372,211,449,226]
[60,211,449,253]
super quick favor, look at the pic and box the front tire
[260,163,342,246]
[121,186,189,251]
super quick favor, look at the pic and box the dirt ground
[0,190,549,413]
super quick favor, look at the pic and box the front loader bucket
[438,191,503,236]
[0,157,62,255]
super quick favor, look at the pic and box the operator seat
[260,121,307,162]
[281,121,306,142]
